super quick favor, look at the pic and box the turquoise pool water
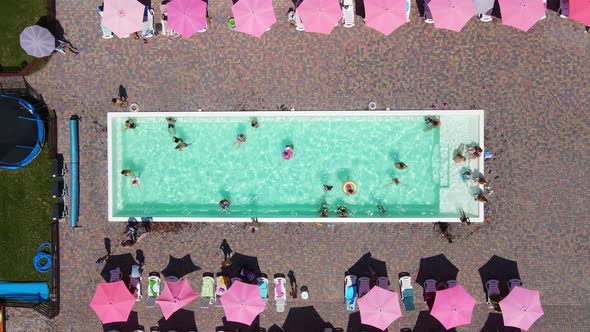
[109,111,482,220]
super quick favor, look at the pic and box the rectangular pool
[108,111,484,222]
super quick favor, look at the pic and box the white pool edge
[108,110,485,223]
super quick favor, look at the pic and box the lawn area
[0,0,48,69]
[0,145,52,282]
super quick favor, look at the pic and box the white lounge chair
[257,275,269,305]
[129,265,142,302]
[341,0,355,28]
[110,268,122,283]
[486,280,501,310]
[446,280,458,288]
[507,279,523,292]
[274,273,287,313]
[376,276,389,290]
[294,11,305,31]
[405,0,411,22]
[147,272,161,308]
[201,272,215,308]
[214,275,230,307]
[344,274,358,312]
[398,272,415,311]
[559,0,569,18]
[358,277,370,298]
[142,6,155,38]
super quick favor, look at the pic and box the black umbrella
[347,252,388,278]
[221,315,261,332]
[221,252,261,278]
[413,310,454,332]
[102,311,140,332]
[346,311,387,332]
[268,324,286,332]
[161,254,201,278]
[282,306,329,332]
[479,312,521,332]
[415,254,459,286]
[157,309,197,332]
[100,253,139,283]
[478,255,521,296]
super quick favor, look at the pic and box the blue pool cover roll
[69,116,79,227]
[0,281,49,303]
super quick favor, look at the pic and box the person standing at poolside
[395,162,407,170]
[220,239,233,261]
[166,117,176,134]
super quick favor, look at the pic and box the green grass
[0,0,48,69]
[0,146,53,281]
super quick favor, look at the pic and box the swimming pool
[108,111,484,222]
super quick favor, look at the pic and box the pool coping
[107,110,484,223]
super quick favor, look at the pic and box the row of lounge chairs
[344,272,415,312]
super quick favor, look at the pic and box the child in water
[166,117,176,134]
[173,136,189,150]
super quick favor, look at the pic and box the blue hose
[33,242,52,273]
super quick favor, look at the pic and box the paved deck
[2,0,590,331]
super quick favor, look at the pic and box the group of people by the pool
[120,115,488,206]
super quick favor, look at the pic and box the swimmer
[319,200,329,217]
[131,176,140,186]
[235,133,246,145]
[376,204,387,215]
[467,145,482,159]
[461,170,471,183]
[474,193,488,203]
[394,162,407,170]
[219,199,231,212]
[173,136,189,150]
[454,144,466,163]
[337,205,348,218]
[282,145,294,160]
[323,185,333,192]
[121,169,132,176]
[251,120,259,128]
[166,117,176,134]
[392,178,400,185]
[345,186,355,195]
[125,119,136,129]
[425,116,441,128]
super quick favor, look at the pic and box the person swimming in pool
[394,162,407,170]
[219,199,231,212]
[392,178,400,185]
[337,205,348,218]
[467,145,482,159]
[173,136,189,150]
[131,176,140,186]
[121,169,132,176]
[236,133,246,143]
[474,193,488,203]
[319,201,329,217]
[323,185,333,192]
[125,119,136,129]
[425,116,441,128]
[166,117,176,134]
[251,119,259,128]
[454,144,467,162]
[461,170,471,183]
[282,145,294,160]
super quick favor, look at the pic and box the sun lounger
[559,0,569,18]
[257,274,269,305]
[147,272,161,308]
[52,180,67,198]
[51,157,67,178]
[274,273,287,312]
[214,274,230,307]
[294,11,305,31]
[376,276,389,290]
[486,280,501,311]
[110,268,122,283]
[446,280,458,288]
[200,272,214,308]
[424,279,436,294]
[344,274,358,312]
[129,265,142,302]
[405,0,411,21]
[507,279,523,292]
[142,6,155,38]
[97,6,114,39]
[398,272,415,311]
[341,0,355,27]
[357,277,370,298]
[424,0,434,23]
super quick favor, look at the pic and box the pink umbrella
[167,0,208,39]
[157,279,199,320]
[297,0,343,34]
[232,0,277,38]
[498,0,545,32]
[220,280,265,325]
[570,0,590,26]
[102,0,145,38]
[364,0,408,35]
[357,286,402,331]
[89,281,135,324]
[499,286,544,331]
[428,0,476,32]
[430,285,476,329]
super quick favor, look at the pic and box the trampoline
[0,94,45,170]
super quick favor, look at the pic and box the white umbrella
[19,25,55,57]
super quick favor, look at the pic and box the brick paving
[2,0,590,331]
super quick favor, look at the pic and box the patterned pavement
[2,0,590,331]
